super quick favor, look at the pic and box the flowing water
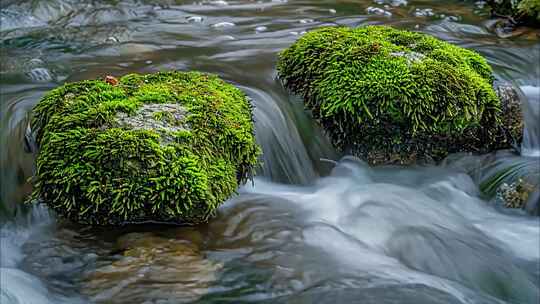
[1,1,539,303]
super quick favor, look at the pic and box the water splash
[521,85,540,157]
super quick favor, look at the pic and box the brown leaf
[105,75,119,86]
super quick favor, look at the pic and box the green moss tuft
[30,71,261,225]
[278,26,510,164]
[518,0,540,22]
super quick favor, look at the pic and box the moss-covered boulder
[277,26,521,165]
[30,71,260,225]
[487,0,540,26]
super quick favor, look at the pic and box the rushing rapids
[1,1,539,303]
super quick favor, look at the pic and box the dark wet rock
[494,81,524,147]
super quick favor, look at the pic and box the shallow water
[1,0,539,303]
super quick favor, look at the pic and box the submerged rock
[29,71,260,225]
[83,231,221,303]
[277,26,522,165]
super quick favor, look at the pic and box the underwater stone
[29,71,260,225]
[277,25,522,165]
[83,231,221,302]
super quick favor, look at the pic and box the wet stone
[113,103,189,144]
[83,232,222,304]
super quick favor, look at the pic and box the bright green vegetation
[30,71,260,225]
[277,25,513,164]
[518,0,540,21]
[488,0,540,24]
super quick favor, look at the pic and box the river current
[1,1,539,303]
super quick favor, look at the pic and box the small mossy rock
[487,0,540,26]
[277,25,521,165]
[497,178,536,209]
[30,71,260,225]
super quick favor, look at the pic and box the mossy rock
[277,25,521,165]
[30,71,260,225]
[487,0,540,26]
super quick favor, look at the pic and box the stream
[1,1,539,303]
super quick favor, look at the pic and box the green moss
[30,71,260,225]
[487,0,540,24]
[152,111,177,125]
[277,26,507,164]
[517,0,540,22]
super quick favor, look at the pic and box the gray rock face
[114,103,190,144]
[494,81,524,148]
[495,81,521,108]
[390,51,426,64]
